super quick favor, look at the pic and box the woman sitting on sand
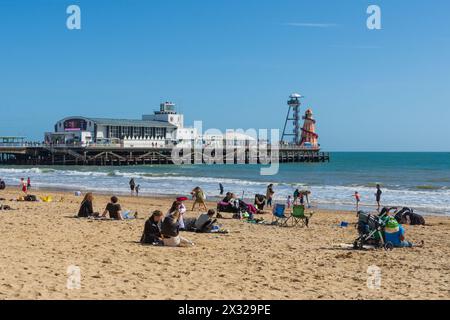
[101,196,123,220]
[141,210,164,245]
[77,192,99,218]
[161,210,194,247]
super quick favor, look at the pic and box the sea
[0,152,449,215]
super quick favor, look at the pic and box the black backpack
[395,207,425,225]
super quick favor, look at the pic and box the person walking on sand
[266,184,275,208]
[354,191,361,215]
[129,178,136,196]
[287,195,293,209]
[375,184,382,211]
[191,187,208,211]
[19,178,27,195]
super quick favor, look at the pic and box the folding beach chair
[290,205,314,227]
[272,204,289,227]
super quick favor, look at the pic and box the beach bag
[24,195,38,202]
[395,207,425,225]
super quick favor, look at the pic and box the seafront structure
[0,96,329,165]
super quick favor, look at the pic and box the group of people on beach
[77,186,219,247]
[354,184,383,213]
[129,178,141,196]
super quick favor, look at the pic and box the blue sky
[0,0,449,151]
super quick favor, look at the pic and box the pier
[0,144,330,166]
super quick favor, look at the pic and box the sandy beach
[0,187,449,300]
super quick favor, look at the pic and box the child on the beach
[354,191,361,215]
[19,178,27,194]
[287,195,293,209]
[135,184,140,196]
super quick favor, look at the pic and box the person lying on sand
[101,196,123,220]
[77,192,100,218]
[161,210,194,247]
[141,210,164,245]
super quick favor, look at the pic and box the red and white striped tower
[300,108,319,149]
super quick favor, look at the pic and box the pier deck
[0,145,330,165]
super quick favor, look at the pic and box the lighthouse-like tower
[281,93,303,145]
[300,108,319,149]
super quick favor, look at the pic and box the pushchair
[353,210,394,250]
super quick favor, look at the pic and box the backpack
[24,195,38,202]
[395,207,425,225]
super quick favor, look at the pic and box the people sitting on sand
[141,210,164,245]
[167,200,187,230]
[254,194,266,211]
[161,210,194,247]
[220,192,261,217]
[77,192,99,218]
[191,186,208,211]
[101,196,123,220]
[384,217,424,248]
[194,209,218,233]
[0,179,6,190]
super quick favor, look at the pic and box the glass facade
[106,125,167,139]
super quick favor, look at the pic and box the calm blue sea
[1,152,449,215]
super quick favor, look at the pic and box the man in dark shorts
[102,196,123,220]
[375,184,382,211]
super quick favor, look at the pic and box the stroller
[353,210,394,250]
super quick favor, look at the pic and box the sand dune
[0,188,449,300]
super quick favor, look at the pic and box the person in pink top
[20,178,27,194]
[354,191,361,215]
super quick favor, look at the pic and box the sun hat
[385,217,400,233]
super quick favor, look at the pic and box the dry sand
[0,188,449,300]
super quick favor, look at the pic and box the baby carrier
[354,211,394,250]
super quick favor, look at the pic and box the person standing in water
[375,184,382,211]
[27,177,31,190]
[266,184,275,208]
[354,191,361,215]
[219,183,224,196]
[129,178,136,196]
[135,184,140,197]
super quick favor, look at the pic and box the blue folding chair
[272,204,289,226]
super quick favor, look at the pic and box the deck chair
[291,205,314,227]
[272,204,289,226]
